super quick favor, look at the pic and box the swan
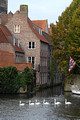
[29,100,34,105]
[43,99,49,105]
[54,99,61,105]
[65,99,72,105]
[19,101,25,106]
[35,99,41,105]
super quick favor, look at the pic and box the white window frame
[14,25,20,33]
[39,28,42,35]
[27,56,36,68]
[28,42,36,49]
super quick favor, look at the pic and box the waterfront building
[0,5,52,86]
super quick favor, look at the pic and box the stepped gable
[28,18,49,44]
[0,11,13,25]
[0,25,24,53]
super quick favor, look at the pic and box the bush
[0,66,34,94]
[0,66,18,93]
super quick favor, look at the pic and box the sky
[8,0,73,25]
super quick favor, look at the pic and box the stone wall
[64,74,80,91]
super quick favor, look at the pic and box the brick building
[0,5,52,86]
[0,25,32,71]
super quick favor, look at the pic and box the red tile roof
[28,18,49,44]
[32,20,47,32]
[0,25,24,53]
[0,62,32,71]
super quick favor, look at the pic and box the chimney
[20,5,28,17]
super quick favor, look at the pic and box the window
[39,28,42,35]
[14,25,20,33]
[28,57,35,68]
[28,42,35,49]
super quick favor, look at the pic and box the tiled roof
[14,63,32,71]
[0,62,32,71]
[28,18,49,44]
[42,31,52,46]
[32,20,47,32]
[0,25,24,53]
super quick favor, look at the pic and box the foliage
[0,66,34,94]
[24,67,34,92]
[0,66,18,93]
[24,67,34,85]
[51,0,80,74]
[50,56,56,85]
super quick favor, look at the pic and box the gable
[32,20,48,33]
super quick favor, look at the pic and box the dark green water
[0,86,80,120]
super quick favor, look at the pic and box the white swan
[43,99,49,105]
[19,101,25,106]
[54,99,61,105]
[65,99,72,105]
[29,100,34,105]
[35,99,41,105]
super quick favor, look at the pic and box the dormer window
[39,28,42,35]
[14,25,20,33]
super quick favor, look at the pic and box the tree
[24,67,34,92]
[51,0,80,74]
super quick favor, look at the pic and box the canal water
[0,86,80,120]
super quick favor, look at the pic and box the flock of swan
[19,99,72,106]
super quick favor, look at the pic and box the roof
[0,62,32,71]
[0,25,24,53]
[0,12,49,44]
[0,51,32,71]
[28,18,49,44]
[42,31,52,46]
[32,20,47,32]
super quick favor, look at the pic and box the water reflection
[0,86,80,120]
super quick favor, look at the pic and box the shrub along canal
[0,86,80,120]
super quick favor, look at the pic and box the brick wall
[0,44,15,53]
[0,51,15,64]
[6,8,41,85]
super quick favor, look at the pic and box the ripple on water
[0,87,80,120]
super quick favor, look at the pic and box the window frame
[27,56,36,68]
[14,25,20,33]
[28,42,36,49]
